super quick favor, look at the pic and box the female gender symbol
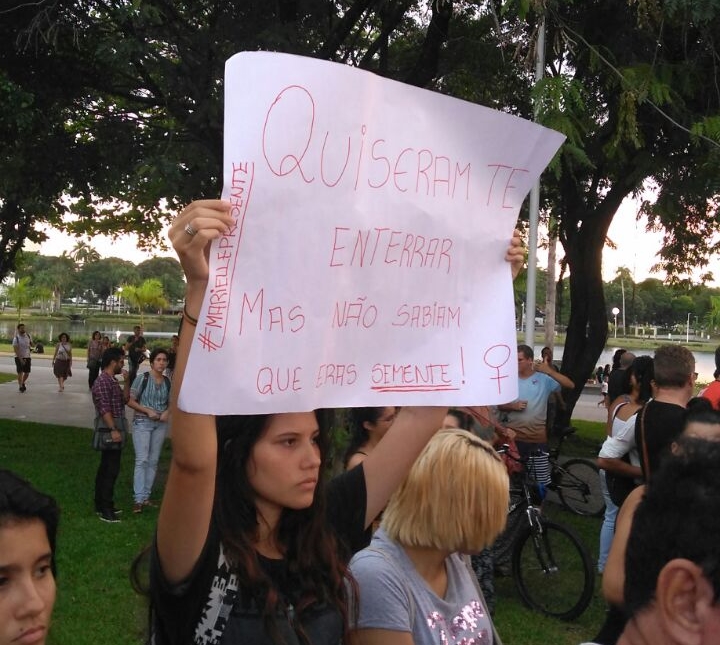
[483,344,511,394]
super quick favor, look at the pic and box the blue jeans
[598,469,619,572]
[132,415,168,503]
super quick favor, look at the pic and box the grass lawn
[0,417,608,645]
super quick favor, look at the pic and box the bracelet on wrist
[183,304,199,326]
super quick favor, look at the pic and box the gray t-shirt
[349,529,493,644]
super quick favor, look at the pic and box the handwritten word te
[486,164,529,209]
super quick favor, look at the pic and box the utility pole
[524,16,546,349]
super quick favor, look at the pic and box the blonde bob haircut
[381,430,509,553]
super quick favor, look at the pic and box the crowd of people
[3,202,720,645]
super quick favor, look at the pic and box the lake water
[4,321,717,381]
[538,344,719,383]
[1,319,180,343]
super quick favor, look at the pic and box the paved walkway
[0,353,607,428]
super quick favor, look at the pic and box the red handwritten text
[393,303,460,328]
[330,227,452,274]
[256,366,303,395]
[239,289,305,334]
[315,363,358,388]
[332,296,377,329]
[485,164,529,209]
[262,85,471,200]
[370,362,457,392]
[198,162,254,352]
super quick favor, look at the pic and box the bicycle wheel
[556,458,605,517]
[512,519,595,620]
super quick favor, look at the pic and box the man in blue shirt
[498,344,574,458]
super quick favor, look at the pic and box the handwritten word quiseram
[262,85,471,200]
[330,227,452,274]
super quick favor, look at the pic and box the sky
[34,193,713,286]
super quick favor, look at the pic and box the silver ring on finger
[184,223,198,237]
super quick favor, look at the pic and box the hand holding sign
[177,52,563,415]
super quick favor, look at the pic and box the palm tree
[5,277,35,320]
[70,240,101,265]
[119,279,169,324]
[706,295,720,333]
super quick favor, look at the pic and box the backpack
[136,372,171,404]
[129,340,146,367]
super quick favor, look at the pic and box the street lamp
[612,307,620,339]
[117,287,123,314]
[686,312,691,343]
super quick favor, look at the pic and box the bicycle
[498,446,596,621]
[546,426,605,517]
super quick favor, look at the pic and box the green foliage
[78,258,140,306]
[136,257,185,302]
[0,418,159,644]
[5,277,36,318]
[120,279,169,323]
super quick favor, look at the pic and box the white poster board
[179,51,565,414]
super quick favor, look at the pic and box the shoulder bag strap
[639,403,651,480]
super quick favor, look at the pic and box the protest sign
[179,51,565,414]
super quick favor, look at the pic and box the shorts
[15,357,31,374]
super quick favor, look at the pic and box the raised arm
[361,406,447,527]
[157,200,234,584]
[361,230,523,527]
[533,360,574,389]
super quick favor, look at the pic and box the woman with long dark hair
[87,330,103,388]
[146,200,524,645]
[596,355,654,573]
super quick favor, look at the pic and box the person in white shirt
[11,323,32,393]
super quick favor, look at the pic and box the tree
[707,296,720,332]
[518,0,720,420]
[137,257,185,303]
[27,254,77,311]
[120,279,169,323]
[0,1,521,284]
[70,241,100,266]
[5,277,35,320]
[78,258,139,309]
[4,1,719,421]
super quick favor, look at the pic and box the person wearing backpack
[124,334,147,402]
[11,323,32,393]
[127,348,171,514]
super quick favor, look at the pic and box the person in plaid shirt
[91,347,126,523]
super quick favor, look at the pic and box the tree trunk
[556,198,624,425]
[544,220,557,350]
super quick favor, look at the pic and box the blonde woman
[349,430,508,645]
